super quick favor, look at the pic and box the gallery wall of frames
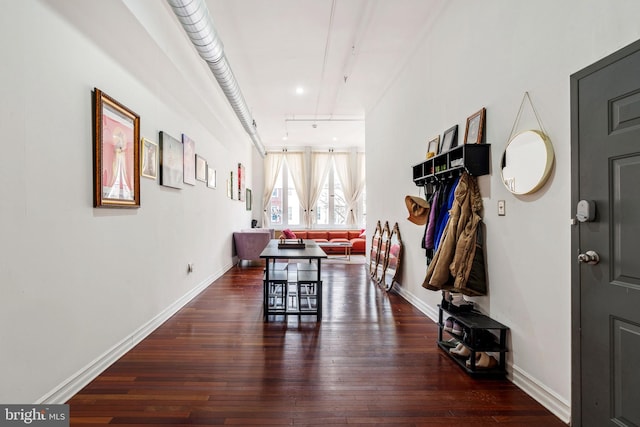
[92,87,252,210]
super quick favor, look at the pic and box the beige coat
[422,173,484,294]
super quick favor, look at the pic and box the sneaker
[443,317,454,332]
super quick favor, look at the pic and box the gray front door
[571,39,640,426]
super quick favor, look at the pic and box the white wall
[0,0,257,403]
[366,0,640,423]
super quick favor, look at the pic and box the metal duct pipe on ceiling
[167,0,266,157]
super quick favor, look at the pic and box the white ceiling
[204,0,438,151]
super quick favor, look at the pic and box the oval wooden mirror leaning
[375,221,391,284]
[382,223,402,292]
[369,221,382,279]
[501,130,554,195]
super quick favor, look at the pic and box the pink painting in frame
[93,88,140,208]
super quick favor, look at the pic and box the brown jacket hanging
[422,173,484,294]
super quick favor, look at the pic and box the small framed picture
[464,108,486,144]
[182,134,196,185]
[141,138,158,180]
[426,136,440,158]
[196,155,207,182]
[440,125,458,153]
[159,131,183,189]
[246,188,252,211]
[207,167,216,189]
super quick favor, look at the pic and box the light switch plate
[498,200,506,216]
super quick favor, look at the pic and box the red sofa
[277,229,366,255]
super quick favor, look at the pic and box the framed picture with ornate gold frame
[93,88,140,208]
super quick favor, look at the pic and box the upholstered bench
[233,229,274,264]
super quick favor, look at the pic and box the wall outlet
[498,200,506,216]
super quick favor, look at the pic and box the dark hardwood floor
[68,261,566,426]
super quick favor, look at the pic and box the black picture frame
[440,125,458,153]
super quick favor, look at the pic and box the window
[269,162,301,227]
[266,152,366,229]
[316,165,347,227]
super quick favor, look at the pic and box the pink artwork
[93,88,140,208]
[101,108,135,201]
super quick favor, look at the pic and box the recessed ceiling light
[295,86,304,95]
[332,137,338,141]
[282,135,288,141]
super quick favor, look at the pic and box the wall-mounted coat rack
[412,144,491,196]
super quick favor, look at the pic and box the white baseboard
[38,262,233,404]
[393,285,439,322]
[509,364,571,424]
[394,286,571,425]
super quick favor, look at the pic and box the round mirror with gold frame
[501,130,554,195]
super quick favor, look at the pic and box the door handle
[578,250,600,265]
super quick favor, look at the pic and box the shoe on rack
[450,343,471,358]
[440,337,459,349]
[452,321,464,335]
[443,317,454,332]
[466,352,498,369]
[451,292,474,308]
[450,293,464,305]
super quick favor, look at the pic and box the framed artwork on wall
[182,134,196,185]
[238,163,245,201]
[464,107,486,144]
[196,155,207,182]
[426,135,440,158]
[207,167,216,189]
[92,88,140,208]
[229,171,234,199]
[140,138,158,180]
[246,188,252,211]
[440,125,458,153]
[159,131,183,189]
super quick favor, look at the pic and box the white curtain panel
[262,152,284,226]
[333,152,366,226]
[284,152,309,227]
[308,152,332,228]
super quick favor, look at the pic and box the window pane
[269,168,283,225]
[287,181,301,226]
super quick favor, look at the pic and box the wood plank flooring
[68,262,567,426]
